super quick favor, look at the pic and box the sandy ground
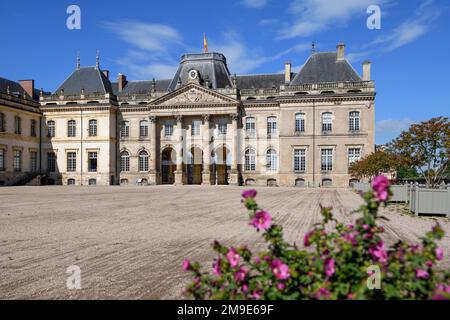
[0,186,449,300]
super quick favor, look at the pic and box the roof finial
[203,33,208,53]
[76,51,81,69]
[96,50,100,69]
[311,41,316,53]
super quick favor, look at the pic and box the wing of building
[1,43,375,187]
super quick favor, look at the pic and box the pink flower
[242,284,249,293]
[416,269,429,279]
[436,284,450,293]
[182,260,191,271]
[271,259,290,280]
[372,175,390,202]
[436,247,444,261]
[234,267,247,282]
[324,258,336,277]
[347,293,355,300]
[254,257,261,264]
[344,232,357,246]
[252,291,261,299]
[277,283,286,290]
[213,257,222,276]
[362,224,370,230]
[226,248,240,268]
[426,260,433,268]
[304,231,314,247]
[369,242,388,264]
[242,189,257,199]
[316,287,330,299]
[250,211,272,231]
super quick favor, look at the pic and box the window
[321,149,333,172]
[191,120,201,136]
[139,151,149,172]
[267,117,277,137]
[14,116,21,134]
[121,151,130,172]
[245,149,256,172]
[295,113,305,133]
[0,113,5,132]
[30,151,37,172]
[121,121,130,138]
[88,152,98,172]
[47,121,55,138]
[88,179,97,186]
[68,120,76,137]
[266,149,278,172]
[322,113,333,133]
[349,111,361,132]
[30,120,37,137]
[120,179,129,185]
[13,150,22,172]
[218,119,228,135]
[139,120,148,138]
[47,152,56,172]
[68,179,76,185]
[294,149,306,172]
[67,152,77,172]
[348,148,362,167]
[89,120,98,137]
[0,149,5,171]
[246,117,256,136]
[165,121,174,137]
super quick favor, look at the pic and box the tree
[349,150,398,181]
[390,117,449,188]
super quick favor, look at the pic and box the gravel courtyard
[0,186,449,300]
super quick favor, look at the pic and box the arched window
[0,113,5,132]
[67,179,76,185]
[295,113,305,133]
[121,121,130,138]
[246,117,256,136]
[68,120,76,137]
[349,111,361,132]
[267,117,277,137]
[266,149,278,172]
[139,151,149,172]
[140,120,149,138]
[47,120,55,138]
[121,151,130,172]
[322,112,333,133]
[89,120,97,137]
[245,149,256,172]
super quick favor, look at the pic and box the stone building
[1,43,375,187]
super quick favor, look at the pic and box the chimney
[336,43,345,61]
[117,73,127,92]
[102,70,110,79]
[19,80,35,99]
[362,61,371,81]
[284,62,292,84]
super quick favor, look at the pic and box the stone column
[174,115,184,185]
[202,114,211,185]
[149,116,159,185]
[229,113,240,186]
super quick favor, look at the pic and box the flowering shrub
[183,176,450,300]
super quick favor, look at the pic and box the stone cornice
[40,104,118,113]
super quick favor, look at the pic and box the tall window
[295,113,306,133]
[47,152,56,172]
[89,120,98,137]
[165,121,174,137]
[218,119,228,135]
[121,151,130,172]
[68,120,76,137]
[245,149,256,172]
[0,113,5,132]
[191,120,201,136]
[30,151,38,172]
[267,117,277,137]
[140,120,149,138]
[13,150,22,172]
[266,149,278,172]
[67,152,77,172]
[322,112,333,133]
[139,151,149,172]
[88,152,98,172]
[121,121,130,138]
[321,149,333,172]
[14,116,21,134]
[246,117,256,136]
[294,149,306,172]
[0,149,5,171]
[349,111,361,132]
[348,148,362,167]
[30,120,37,137]
[47,121,55,138]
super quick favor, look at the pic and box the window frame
[89,119,98,137]
[321,148,333,172]
[88,152,98,172]
[13,150,22,172]
[14,116,22,135]
[47,152,56,173]
[67,152,77,172]
[120,151,130,172]
[164,121,174,137]
[30,119,37,137]
[139,120,149,138]
[295,113,306,133]
[47,121,56,138]
[246,117,256,137]
[266,149,278,172]
[349,111,361,132]
[0,113,5,132]
[267,117,277,137]
[138,150,149,172]
[294,148,307,173]
[245,149,256,172]
[68,120,76,137]
[121,121,130,138]
[348,148,362,167]
[30,151,38,172]
[322,112,333,133]
[0,148,5,171]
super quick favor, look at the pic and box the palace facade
[0,43,375,187]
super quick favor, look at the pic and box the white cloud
[279,0,386,39]
[376,118,414,135]
[241,0,269,9]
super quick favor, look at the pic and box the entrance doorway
[212,146,231,185]
[161,147,176,185]
[186,147,203,185]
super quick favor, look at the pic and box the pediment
[151,83,239,106]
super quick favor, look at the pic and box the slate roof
[111,79,171,96]
[236,73,290,90]
[54,67,113,95]
[290,52,361,85]
[0,77,32,99]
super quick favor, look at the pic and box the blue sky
[1,0,449,143]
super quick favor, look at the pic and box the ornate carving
[149,116,157,123]
[230,113,239,121]
[202,114,211,122]
[158,86,236,106]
